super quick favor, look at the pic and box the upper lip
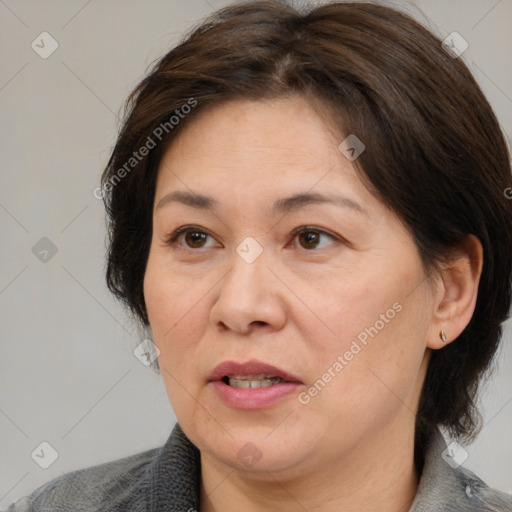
[209,360,303,383]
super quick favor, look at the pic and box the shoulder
[449,464,512,511]
[4,423,201,512]
[3,446,160,512]
[412,430,512,511]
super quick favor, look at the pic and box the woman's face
[143,96,439,476]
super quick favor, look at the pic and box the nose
[209,247,286,335]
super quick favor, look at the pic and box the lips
[208,359,304,410]
[209,360,303,384]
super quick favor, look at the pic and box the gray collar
[409,428,512,511]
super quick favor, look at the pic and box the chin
[194,422,316,475]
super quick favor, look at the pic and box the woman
[6,1,511,511]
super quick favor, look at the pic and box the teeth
[227,375,283,389]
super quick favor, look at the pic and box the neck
[199,418,419,512]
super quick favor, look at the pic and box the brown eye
[166,226,216,249]
[184,231,208,248]
[293,227,337,250]
[298,231,321,249]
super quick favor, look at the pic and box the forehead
[154,96,370,203]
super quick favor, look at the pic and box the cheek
[303,264,430,419]
[144,254,193,350]
[143,255,208,415]
[143,260,171,335]
[302,269,394,360]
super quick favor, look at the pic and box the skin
[143,95,483,512]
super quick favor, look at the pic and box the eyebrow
[156,190,367,216]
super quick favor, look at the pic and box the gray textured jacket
[4,423,512,511]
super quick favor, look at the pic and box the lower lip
[210,380,302,410]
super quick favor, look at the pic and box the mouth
[209,360,303,386]
[221,375,285,389]
[209,360,303,410]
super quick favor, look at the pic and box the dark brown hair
[101,0,512,469]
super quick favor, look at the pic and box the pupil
[300,231,318,249]
[186,232,205,247]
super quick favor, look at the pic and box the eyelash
[164,225,340,251]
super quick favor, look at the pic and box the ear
[427,234,483,350]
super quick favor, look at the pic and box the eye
[165,225,339,251]
[290,226,338,250]
[165,226,217,249]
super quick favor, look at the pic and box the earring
[440,330,447,343]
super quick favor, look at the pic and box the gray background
[1,0,511,507]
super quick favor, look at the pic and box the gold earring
[440,330,447,343]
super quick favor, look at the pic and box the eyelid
[165,225,343,250]
[165,225,218,248]
[290,225,339,244]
